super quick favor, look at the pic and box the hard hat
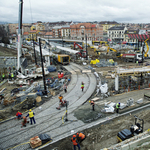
[60,95,61,97]
[73,135,76,137]
[119,102,120,105]
[89,100,91,103]
[29,109,32,112]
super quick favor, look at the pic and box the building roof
[45,32,53,36]
[70,23,97,29]
[108,26,125,30]
[23,32,29,35]
[99,21,118,25]
[124,30,139,34]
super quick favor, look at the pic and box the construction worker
[58,95,63,103]
[16,111,22,119]
[8,72,11,80]
[11,72,14,80]
[81,82,84,92]
[2,73,5,80]
[26,109,36,125]
[89,100,95,111]
[77,132,86,144]
[21,116,29,127]
[71,135,80,150]
[63,84,67,93]
[116,102,120,114]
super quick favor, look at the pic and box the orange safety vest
[59,96,63,100]
[71,138,78,145]
[79,133,85,140]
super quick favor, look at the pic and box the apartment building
[52,26,62,38]
[70,23,103,41]
[107,26,127,42]
[61,26,71,38]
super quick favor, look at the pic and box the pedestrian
[26,109,36,125]
[16,111,22,119]
[63,84,67,93]
[89,100,95,111]
[81,82,84,92]
[71,135,80,150]
[77,132,86,144]
[116,102,120,114]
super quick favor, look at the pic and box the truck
[121,53,143,63]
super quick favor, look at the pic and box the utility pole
[33,39,37,65]
[17,0,23,71]
[39,38,47,95]
[86,34,88,60]
[62,36,64,47]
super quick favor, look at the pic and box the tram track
[0,63,93,150]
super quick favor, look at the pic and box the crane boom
[144,39,149,57]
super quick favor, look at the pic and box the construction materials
[30,136,42,148]
[117,116,144,142]
[39,133,52,144]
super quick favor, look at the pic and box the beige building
[99,21,119,32]
[31,21,45,31]
[61,26,71,38]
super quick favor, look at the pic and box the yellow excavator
[106,46,122,57]
[144,38,149,57]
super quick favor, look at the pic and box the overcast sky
[0,0,150,23]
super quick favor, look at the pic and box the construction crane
[144,38,149,57]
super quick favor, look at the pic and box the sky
[0,0,150,23]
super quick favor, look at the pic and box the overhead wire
[29,0,33,23]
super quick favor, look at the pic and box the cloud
[0,0,150,23]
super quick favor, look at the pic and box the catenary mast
[17,0,23,71]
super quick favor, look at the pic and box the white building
[107,26,127,42]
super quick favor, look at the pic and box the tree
[0,25,9,44]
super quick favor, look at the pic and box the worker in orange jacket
[21,116,29,127]
[71,135,80,150]
[89,100,95,111]
[77,132,86,144]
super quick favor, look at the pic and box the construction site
[0,33,150,150]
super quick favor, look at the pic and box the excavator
[106,46,122,57]
[73,42,87,58]
[144,38,149,57]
